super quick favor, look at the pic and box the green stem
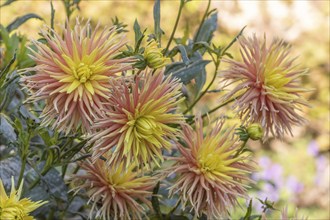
[187,97,235,124]
[28,165,52,190]
[164,0,185,55]
[234,139,249,158]
[17,154,27,188]
[193,0,211,42]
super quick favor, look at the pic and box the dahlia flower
[90,70,184,168]
[0,177,48,220]
[21,18,133,134]
[71,158,157,220]
[221,35,309,138]
[168,116,255,219]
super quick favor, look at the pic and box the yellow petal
[59,75,76,83]
[67,80,81,93]
[84,81,94,95]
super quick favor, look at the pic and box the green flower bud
[144,40,170,69]
[247,123,263,140]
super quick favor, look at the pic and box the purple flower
[253,156,283,187]
[307,140,319,157]
[315,155,328,186]
[286,175,304,195]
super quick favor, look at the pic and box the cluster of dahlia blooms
[16,14,308,219]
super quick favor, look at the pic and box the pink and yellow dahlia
[21,19,133,134]
[168,116,255,219]
[90,70,184,168]
[71,158,157,220]
[221,35,309,138]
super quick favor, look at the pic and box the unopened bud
[144,40,170,69]
[247,123,263,140]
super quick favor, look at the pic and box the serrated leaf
[6,13,43,33]
[166,59,210,85]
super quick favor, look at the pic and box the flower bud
[247,123,263,140]
[144,40,170,69]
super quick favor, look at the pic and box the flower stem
[164,0,185,55]
[187,97,236,125]
[17,154,27,188]
[234,139,249,158]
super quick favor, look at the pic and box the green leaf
[0,52,16,82]
[50,0,55,31]
[152,181,162,219]
[6,13,43,33]
[133,19,146,53]
[168,44,190,65]
[0,0,16,7]
[165,59,210,85]
[62,0,81,19]
[169,214,189,220]
[134,19,143,46]
[153,0,163,44]
[241,199,253,220]
[191,52,206,94]
[194,12,217,43]
[0,113,17,145]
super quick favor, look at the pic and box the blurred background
[1,0,329,219]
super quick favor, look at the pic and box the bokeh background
[1,0,329,219]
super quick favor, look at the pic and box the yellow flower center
[72,63,95,83]
[195,137,241,180]
[1,205,25,220]
[198,152,222,174]
[127,115,158,139]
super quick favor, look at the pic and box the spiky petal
[0,177,47,220]
[71,158,157,220]
[90,69,184,168]
[221,35,309,138]
[20,18,133,134]
[167,116,255,219]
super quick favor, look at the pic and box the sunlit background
[1,0,329,219]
